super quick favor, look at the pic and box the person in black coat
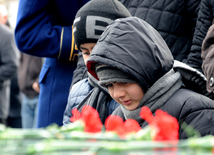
[185,0,214,73]
[86,17,214,139]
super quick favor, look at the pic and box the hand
[32,82,40,93]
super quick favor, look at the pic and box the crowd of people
[0,4,42,128]
[1,0,214,139]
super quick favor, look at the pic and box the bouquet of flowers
[69,105,179,141]
[0,105,213,155]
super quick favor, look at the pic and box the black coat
[87,17,214,139]
[112,88,214,139]
[186,0,214,72]
[120,0,200,62]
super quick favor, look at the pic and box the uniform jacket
[201,24,214,93]
[14,0,89,127]
[71,0,201,86]
[0,24,18,119]
[87,17,214,139]
[186,0,214,72]
[63,78,119,125]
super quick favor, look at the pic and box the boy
[87,17,214,139]
[63,0,131,125]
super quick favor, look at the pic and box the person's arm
[0,26,18,83]
[15,0,88,61]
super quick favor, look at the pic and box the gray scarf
[121,68,182,125]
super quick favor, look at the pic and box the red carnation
[69,105,103,133]
[140,106,179,141]
[105,115,125,136]
[81,105,103,133]
[154,109,179,141]
[70,108,81,122]
[105,115,141,138]
[124,119,141,133]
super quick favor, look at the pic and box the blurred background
[0,0,19,29]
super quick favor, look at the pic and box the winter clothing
[63,74,119,125]
[73,0,131,50]
[186,0,214,72]
[15,0,89,127]
[201,24,214,93]
[0,23,18,121]
[71,0,201,87]
[63,0,131,124]
[76,73,119,124]
[71,52,88,87]
[96,64,143,90]
[71,0,131,87]
[121,0,200,62]
[63,78,92,125]
[87,17,214,139]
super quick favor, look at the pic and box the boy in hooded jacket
[86,17,214,139]
[63,0,131,125]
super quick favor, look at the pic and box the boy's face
[105,82,144,110]
[80,43,96,65]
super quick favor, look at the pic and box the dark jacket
[71,0,201,86]
[14,0,89,127]
[63,78,119,125]
[201,24,214,93]
[9,72,22,118]
[18,53,43,98]
[112,88,214,139]
[186,0,214,72]
[87,17,214,139]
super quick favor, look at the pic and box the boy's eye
[105,83,113,88]
[83,52,90,55]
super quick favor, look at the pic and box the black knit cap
[96,64,146,92]
[73,0,131,50]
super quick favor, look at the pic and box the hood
[87,17,174,90]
